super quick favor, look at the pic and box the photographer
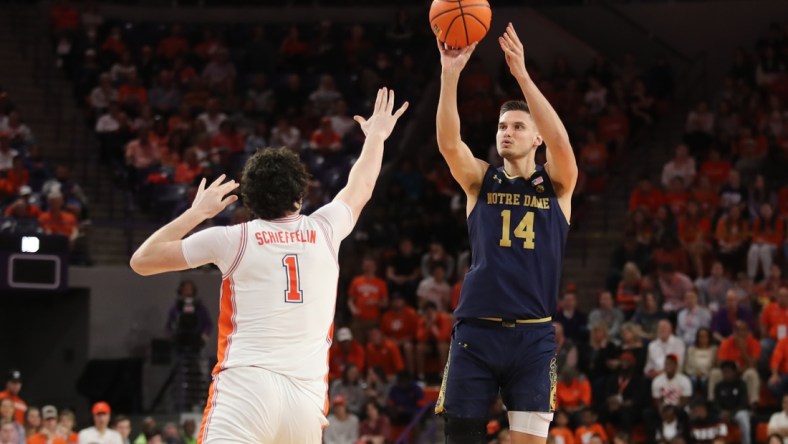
[165,280,213,351]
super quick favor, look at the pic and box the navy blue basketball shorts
[435,318,557,417]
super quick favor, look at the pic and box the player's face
[496,111,541,160]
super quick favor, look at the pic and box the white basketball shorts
[198,366,328,443]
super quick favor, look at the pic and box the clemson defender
[130,88,407,443]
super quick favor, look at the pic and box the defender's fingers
[393,101,409,119]
[386,89,395,114]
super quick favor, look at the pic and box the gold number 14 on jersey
[499,210,536,249]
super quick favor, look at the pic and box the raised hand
[499,22,527,79]
[436,38,478,76]
[191,174,239,219]
[354,87,409,140]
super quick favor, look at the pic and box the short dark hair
[241,147,310,220]
[499,100,530,116]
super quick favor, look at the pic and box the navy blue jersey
[454,165,569,320]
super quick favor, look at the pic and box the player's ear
[533,134,543,148]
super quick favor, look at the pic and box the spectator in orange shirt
[415,302,452,380]
[768,320,788,400]
[380,295,418,375]
[664,177,690,217]
[328,327,365,380]
[748,203,783,281]
[4,186,42,219]
[39,191,79,242]
[578,130,608,195]
[157,24,189,60]
[692,175,720,218]
[575,408,608,444]
[173,148,203,185]
[365,328,404,380]
[761,288,788,372]
[710,320,761,405]
[49,0,80,33]
[699,148,731,189]
[597,103,630,152]
[211,120,244,154]
[628,176,664,214]
[347,258,389,343]
[27,405,66,444]
[678,200,713,279]
[59,409,79,444]
[0,370,25,425]
[117,73,148,114]
[310,117,342,156]
[549,410,576,444]
[100,26,127,57]
[556,367,591,418]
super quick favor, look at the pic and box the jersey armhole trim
[314,219,340,269]
[221,224,248,279]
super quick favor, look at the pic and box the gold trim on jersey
[478,316,552,324]
[434,342,453,415]
[549,356,558,411]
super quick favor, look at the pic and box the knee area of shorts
[444,416,487,444]
[508,411,554,437]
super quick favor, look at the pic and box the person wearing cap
[27,405,66,444]
[328,327,366,381]
[651,354,692,411]
[4,185,42,220]
[78,402,122,444]
[322,395,359,444]
[0,370,26,425]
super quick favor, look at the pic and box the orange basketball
[429,0,492,49]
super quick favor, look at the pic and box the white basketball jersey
[182,201,354,406]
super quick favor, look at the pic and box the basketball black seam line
[442,14,462,46]
[430,5,462,22]
[457,0,469,47]
[430,2,490,21]
[465,12,489,33]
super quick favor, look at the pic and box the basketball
[429,0,492,49]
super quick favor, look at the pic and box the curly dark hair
[240,147,310,220]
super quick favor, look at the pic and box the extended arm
[435,40,487,197]
[129,175,238,276]
[334,88,408,224]
[499,23,578,198]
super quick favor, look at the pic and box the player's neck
[502,157,536,179]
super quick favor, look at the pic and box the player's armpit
[130,240,190,276]
[437,142,488,194]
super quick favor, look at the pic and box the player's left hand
[191,174,239,219]
[355,87,409,140]
[499,22,527,79]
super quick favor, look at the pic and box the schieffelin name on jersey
[255,230,317,246]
